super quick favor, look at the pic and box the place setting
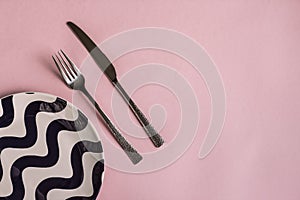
[0,21,164,199]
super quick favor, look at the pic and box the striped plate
[0,92,104,200]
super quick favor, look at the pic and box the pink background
[1,1,300,199]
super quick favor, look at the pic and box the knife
[67,21,164,147]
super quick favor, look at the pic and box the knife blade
[67,21,164,147]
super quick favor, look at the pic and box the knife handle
[114,81,164,148]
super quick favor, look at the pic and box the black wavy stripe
[4,110,88,200]
[0,96,14,128]
[35,141,103,200]
[67,160,104,200]
[0,97,67,181]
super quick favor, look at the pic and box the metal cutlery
[52,50,143,165]
[66,21,164,148]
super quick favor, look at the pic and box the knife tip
[66,21,75,27]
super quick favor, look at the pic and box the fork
[52,50,143,165]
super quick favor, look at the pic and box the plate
[0,92,104,199]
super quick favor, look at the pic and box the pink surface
[1,1,300,199]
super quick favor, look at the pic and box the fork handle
[80,87,143,165]
[113,81,164,148]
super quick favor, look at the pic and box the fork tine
[59,49,81,75]
[55,53,74,82]
[52,55,71,84]
[54,54,69,79]
[57,50,77,79]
